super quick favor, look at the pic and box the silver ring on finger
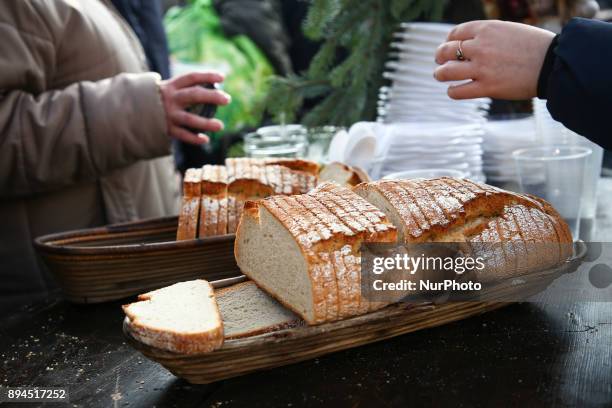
[456,41,466,61]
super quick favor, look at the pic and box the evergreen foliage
[264,0,447,126]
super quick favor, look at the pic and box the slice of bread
[199,165,228,237]
[319,162,369,187]
[216,281,302,339]
[234,182,397,324]
[123,280,223,354]
[176,168,203,240]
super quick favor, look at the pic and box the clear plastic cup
[306,126,343,163]
[533,98,603,240]
[513,146,592,240]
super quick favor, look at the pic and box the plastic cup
[306,126,343,163]
[533,98,603,240]
[513,146,592,240]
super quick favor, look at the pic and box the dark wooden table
[2,180,612,408]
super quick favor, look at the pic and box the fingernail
[210,71,224,81]
[197,133,210,143]
[222,92,231,103]
[215,119,225,130]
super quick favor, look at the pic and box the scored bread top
[253,182,397,253]
[225,157,319,177]
[265,158,320,176]
[354,177,571,244]
[226,161,316,197]
[183,168,203,197]
[201,165,228,196]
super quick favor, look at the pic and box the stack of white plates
[371,122,486,182]
[481,116,537,188]
[373,22,489,182]
[378,22,490,124]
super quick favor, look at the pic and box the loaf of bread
[176,168,203,241]
[354,177,573,280]
[235,182,398,324]
[225,158,315,233]
[236,177,572,324]
[177,158,319,239]
[319,162,370,187]
[123,280,223,354]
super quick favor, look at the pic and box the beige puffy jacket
[0,0,180,307]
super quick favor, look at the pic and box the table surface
[2,180,612,408]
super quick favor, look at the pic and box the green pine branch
[265,0,447,127]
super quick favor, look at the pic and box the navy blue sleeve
[539,18,612,150]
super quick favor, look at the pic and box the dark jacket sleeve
[538,18,612,150]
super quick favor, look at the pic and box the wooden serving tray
[124,245,585,384]
[34,216,240,303]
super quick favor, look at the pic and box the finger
[435,39,477,65]
[175,87,231,107]
[172,111,225,132]
[447,20,483,41]
[172,71,225,88]
[169,126,210,145]
[447,80,486,100]
[434,61,477,82]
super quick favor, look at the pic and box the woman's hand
[434,20,555,100]
[159,72,231,144]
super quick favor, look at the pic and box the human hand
[159,72,231,144]
[434,20,555,100]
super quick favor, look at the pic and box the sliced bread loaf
[225,158,317,233]
[176,168,203,240]
[234,182,397,324]
[354,177,573,279]
[216,281,302,339]
[123,280,223,354]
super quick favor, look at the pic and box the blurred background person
[0,0,229,310]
